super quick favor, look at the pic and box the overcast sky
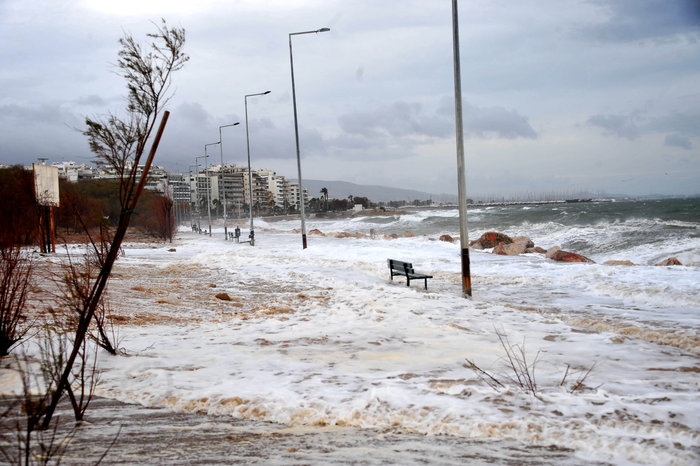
[1,0,699,197]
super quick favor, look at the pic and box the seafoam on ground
[1,224,698,465]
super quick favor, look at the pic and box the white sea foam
[3,204,698,465]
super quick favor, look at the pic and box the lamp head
[263,90,271,95]
[318,27,330,32]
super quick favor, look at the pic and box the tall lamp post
[289,27,330,249]
[219,122,240,239]
[188,165,198,228]
[205,142,220,236]
[244,90,271,246]
[196,154,209,235]
[451,0,472,297]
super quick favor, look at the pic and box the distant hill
[293,179,457,203]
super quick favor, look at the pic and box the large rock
[308,229,325,236]
[604,260,636,266]
[439,234,455,243]
[550,250,594,263]
[335,231,367,239]
[526,246,547,254]
[493,241,528,256]
[655,257,682,266]
[512,236,535,249]
[545,246,561,259]
[472,232,513,248]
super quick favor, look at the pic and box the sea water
[6,198,698,464]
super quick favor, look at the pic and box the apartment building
[17,160,308,217]
[288,183,309,211]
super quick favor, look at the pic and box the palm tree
[320,187,328,211]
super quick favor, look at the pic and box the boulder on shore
[335,231,367,239]
[545,246,562,259]
[512,236,535,249]
[526,246,547,254]
[549,250,594,263]
[493,241,528,256]
[655,257,682,266]
[471,232,513,249]
[439,234,455,243]
[604,260,637,266]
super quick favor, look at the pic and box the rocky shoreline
[289,226,685,267]
[465,231,684,266]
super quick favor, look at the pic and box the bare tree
[41,18,188,429]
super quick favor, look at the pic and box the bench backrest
[388,259,414,274]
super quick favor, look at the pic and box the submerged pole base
[302,233,307,249]
[461,247,472,297]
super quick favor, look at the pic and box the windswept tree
[41,19,188,428]
[320,187,328,211]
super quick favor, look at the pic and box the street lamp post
[451,0,472,297]
[244,90,271,246]
[188,165,197,228]
[204,142,220,236]
[219,122,240,239]
[289,27,330,249]
[196,155,209,235]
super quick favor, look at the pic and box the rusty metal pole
[452,0,472,297]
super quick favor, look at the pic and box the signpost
[32,163,60,253]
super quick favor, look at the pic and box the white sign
[33,164,60,207]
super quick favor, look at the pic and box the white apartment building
[17,160,306,216]
[288,183,309,211]
[54,161,98,182]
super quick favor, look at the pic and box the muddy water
[0,397,599,465]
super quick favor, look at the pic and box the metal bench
[387,259,433,289]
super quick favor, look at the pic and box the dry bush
[465,328,595,398]
[53,249,120,356]
[0,245,34,356]
[0,352,73,465]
